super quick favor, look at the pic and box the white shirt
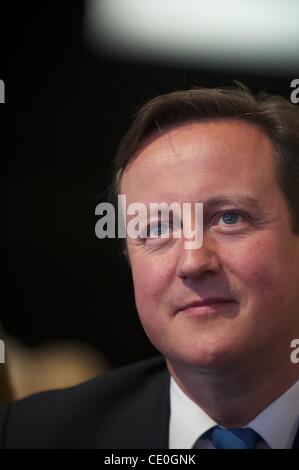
[169,378,299,449]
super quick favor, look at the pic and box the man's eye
[218,212,244,225]
[147,222,170,237]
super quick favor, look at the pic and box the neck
[166,349,299,428]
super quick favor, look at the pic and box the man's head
[113,84,299,371]
[112,84,299,235]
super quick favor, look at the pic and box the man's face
[121,120,299,370]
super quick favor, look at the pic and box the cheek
[131,258,174,317]
[222,239,295,313]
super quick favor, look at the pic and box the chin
[167,341,242,371]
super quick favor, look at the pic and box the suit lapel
[137,367,170,449]
[99,359,170,449]
[292,428,299,449]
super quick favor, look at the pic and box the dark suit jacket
[0,356,298,449]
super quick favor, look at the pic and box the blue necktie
[194,426,261,449]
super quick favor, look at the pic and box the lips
[177,298,236,316]
[180,298,233,309]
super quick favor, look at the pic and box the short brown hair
[110,83,299,233]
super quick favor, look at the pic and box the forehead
[121,120,277,204]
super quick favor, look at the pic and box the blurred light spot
[85,0,299,72]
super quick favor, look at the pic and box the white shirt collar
[247,379,299,449]
[169,377,299,449]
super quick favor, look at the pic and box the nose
[176,236,221,280]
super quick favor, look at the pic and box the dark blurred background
[1,1,297,369]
